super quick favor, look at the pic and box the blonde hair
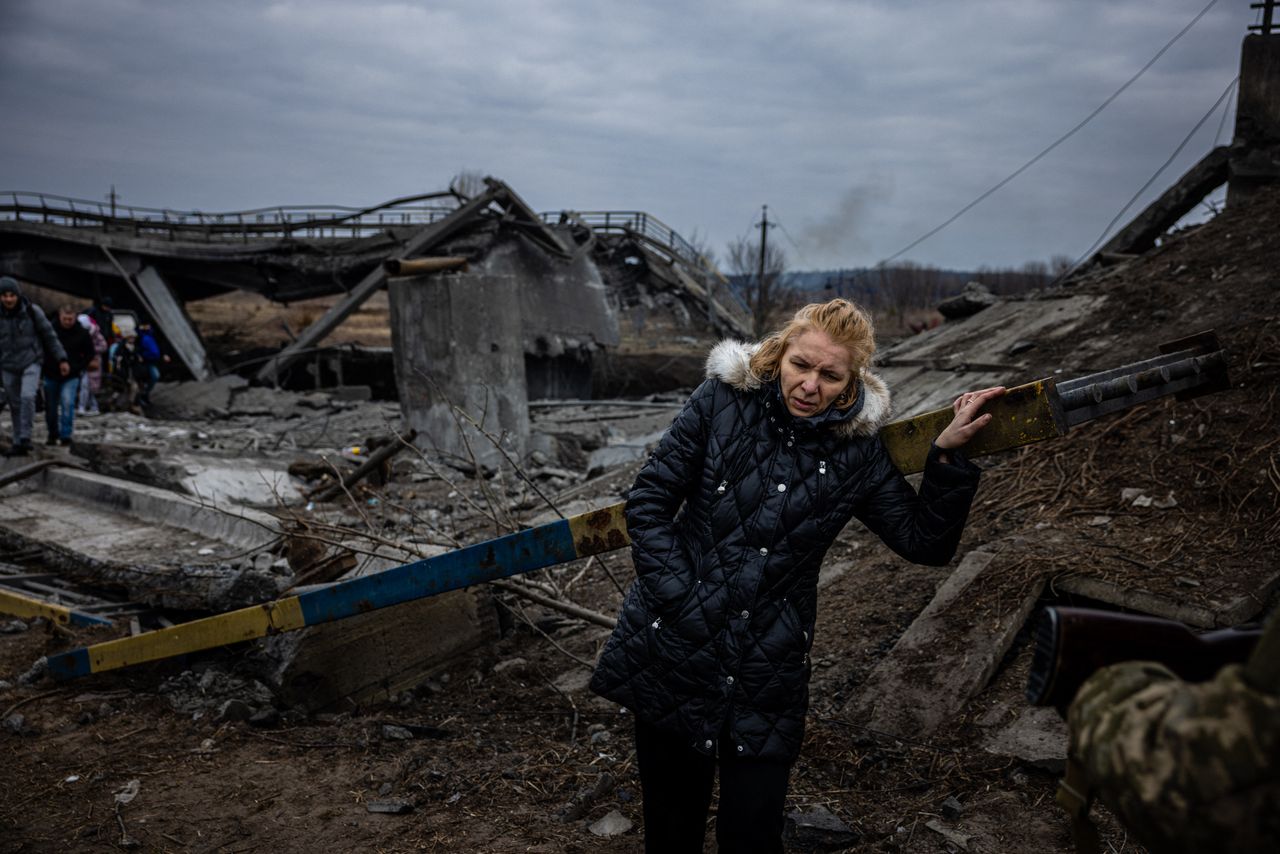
[748,299,876,409]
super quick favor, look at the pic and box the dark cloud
[0,0,1247,269]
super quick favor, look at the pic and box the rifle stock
[1025,606,1261,710]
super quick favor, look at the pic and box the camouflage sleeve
[1068,660,1280,853]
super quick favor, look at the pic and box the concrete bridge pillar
[1229,34,1280,204]
[389,272,528,467]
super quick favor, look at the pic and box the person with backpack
[0,277,68,456]
[135,323,169,409]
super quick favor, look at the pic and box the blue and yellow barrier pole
[46,504,629,681]
[0,588,114,628]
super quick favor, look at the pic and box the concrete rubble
[783,805,861,851]
[1,123,1278,848]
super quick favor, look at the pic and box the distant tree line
[723,255,1074,335]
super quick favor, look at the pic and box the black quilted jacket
[589,340,982,762]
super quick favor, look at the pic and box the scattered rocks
[215,699,253,723]
[114,779,142,805]
[937,282,998,320]
[925,819,972,851]
[3,713,27,735]
[492,657,528,675]
[365,799,414,815]
[17,656,48,685]
[159,668,276,720]
[248,708,281,728]
[1120,487,1178,509]
[941,795,964,819]
[560,771,616,823]
[784,805,860,851]
[588,809,633,837]
[1005,339,1036,356]
[381,724,414,741]
[0,619,29,634]
[148,376,247,420]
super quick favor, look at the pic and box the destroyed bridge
[0,178,750,394]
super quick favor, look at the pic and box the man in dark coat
[591,300,1002,853]
[0,277,68,456]
[86,296,115,346]
[43,304,94,445]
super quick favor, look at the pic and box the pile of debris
[0,179,1277,851]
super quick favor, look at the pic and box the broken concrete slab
[171,454,305,507]
[879,295,1109,375]
[981,706,1067,773]
[1096,146,1230,261]
[0,461,290,613]
[925,819,972,851]
[852,550,1046,738]
[877,366,1011,420]
[937,281,998,320]
[149,375,248,420]
[783,805,860,851]
[31,466,279,548]
[585,428,665,477]
[70,441,191,494]
[260,583,496,711]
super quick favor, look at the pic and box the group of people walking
[0,275,165,456]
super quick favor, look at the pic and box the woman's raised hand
[935,386,1007,451]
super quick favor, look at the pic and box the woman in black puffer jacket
[590,299,1003,853]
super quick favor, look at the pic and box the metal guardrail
[0,190,463,241]
[542,209,749,314]
[545,209,714,272]
[0,190,750,314]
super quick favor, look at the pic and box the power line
[769,214,813,269]
[1070,74,1240,270]
[877,0,1221,267]
[1213,77,1238,147]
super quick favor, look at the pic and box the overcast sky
[0,0,1251,271]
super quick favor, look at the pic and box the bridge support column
[100,247,212,381]
[1229,34,1280,205]
[389,272,528,467]
[133,266,213,381]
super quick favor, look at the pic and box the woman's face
[779,328,854,418]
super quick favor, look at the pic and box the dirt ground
[2,185,1278,853]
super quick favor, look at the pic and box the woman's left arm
[854,386,1005,565]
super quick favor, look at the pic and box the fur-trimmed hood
[705,339,891,438]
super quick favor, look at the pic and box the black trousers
[634,718,790,854]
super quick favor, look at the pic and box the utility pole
[107,185,117,219]
[1248,1,1276,35]
[755,204,774,336]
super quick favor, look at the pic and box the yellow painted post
[0,588,112,627]
[83,597,305,674]
[880,379,1068,474]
